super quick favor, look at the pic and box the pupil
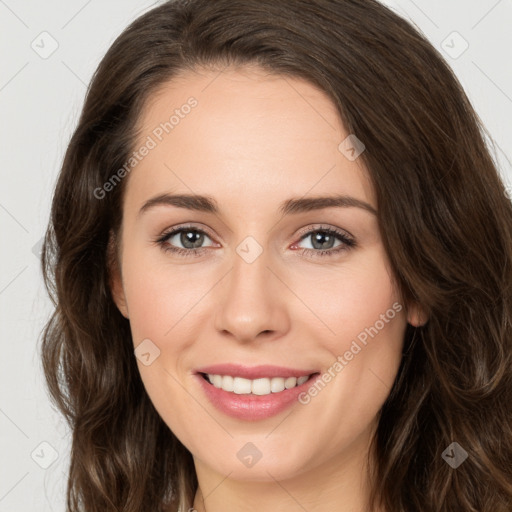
[181,231,204,249]
[312,232,334,250]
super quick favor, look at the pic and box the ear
[406,301,428,327]
[107,230,129,319]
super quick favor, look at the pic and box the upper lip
[195,363,318,380]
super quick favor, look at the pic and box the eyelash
[154,224,356,259]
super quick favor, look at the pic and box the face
[110,65,421,483]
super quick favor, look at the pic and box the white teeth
[206,374,311,395]
[284,377,297,389]
[212,374,223,388]
[270,377,285,393]
[233,377,252,394]
[222,375,234,392]
[251,378,271,395]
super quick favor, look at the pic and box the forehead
[124,66,375,214]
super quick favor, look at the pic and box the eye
[155,225,216,257]
[154,224,356,259]
[292,226,356,258]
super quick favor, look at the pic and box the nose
[213,246,290,344]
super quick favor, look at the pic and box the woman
[40,0,512,511]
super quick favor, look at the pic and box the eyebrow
[137,193,377,218]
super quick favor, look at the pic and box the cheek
[121,247,216,349]
[292,246,404,355]
[290,248,406,441]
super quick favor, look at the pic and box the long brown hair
[40,0,512,510]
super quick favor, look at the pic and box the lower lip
[195,373,320,421]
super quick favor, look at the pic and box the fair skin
[110,65,425,512]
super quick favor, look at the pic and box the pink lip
[195,363,317,379]
[194,364,320,421]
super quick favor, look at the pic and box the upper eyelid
[295,223,353,240]
[161,223,216,238]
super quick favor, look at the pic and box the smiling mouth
[199,372,319,396]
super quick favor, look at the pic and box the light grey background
[1,1,511,510]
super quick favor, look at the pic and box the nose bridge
[213,237,289,342]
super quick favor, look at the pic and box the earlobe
[407,301,428,327]
[107,230,129,319]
